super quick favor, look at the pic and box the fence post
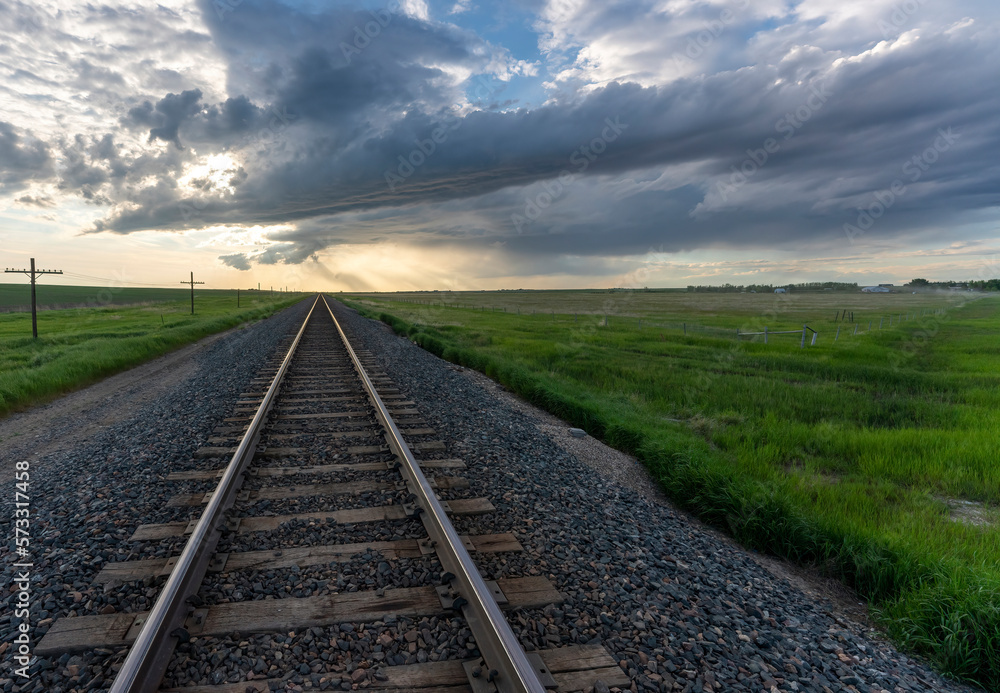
[868,321,872,330]
[683,322,687,335]
[811,332,818,346]
[764,326,768,344]
[854,324,858,335]
[879,317,883,329]
[835,326,840,341]
[800,325,807,348]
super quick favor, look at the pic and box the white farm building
[861,286,890,293]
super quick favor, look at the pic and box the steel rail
[321,295,548,693]
[109,294,320,693]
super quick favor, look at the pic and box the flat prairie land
[0,287,305,416]
[0,284,193,310]
[340,288,1000,689]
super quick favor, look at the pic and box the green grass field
[339,288,1000,689]
[0,286,305,417]
[0,284,193,310]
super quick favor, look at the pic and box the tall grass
[342,295,1000,690]
[0,294,305,416]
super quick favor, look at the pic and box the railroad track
[36,295,627,692]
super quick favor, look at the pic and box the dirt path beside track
[0,329,233,485]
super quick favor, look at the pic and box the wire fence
[360,298,951,348]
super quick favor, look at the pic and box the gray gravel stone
[326,297,983,693]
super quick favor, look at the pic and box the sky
[1,0,999,291]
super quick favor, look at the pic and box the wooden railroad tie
[36,577,561,655]
[166,458,465,481]
[93,533,522,584]
[158,644,628,692]
[130,498,495,541]
[165,475,470,507]
[192,439,442,459]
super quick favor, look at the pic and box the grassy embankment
[339,289,1000,689]
[0,286,306,417]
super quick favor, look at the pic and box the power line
[181,271,205,315]
[4,258,64,339]
[60,271,181,288]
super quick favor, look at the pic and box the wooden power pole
[4,258,63,338]
[181,271,205,314]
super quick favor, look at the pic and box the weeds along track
[35,295,626,693]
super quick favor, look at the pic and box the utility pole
[4,258,63,339]
[181,271,205,314]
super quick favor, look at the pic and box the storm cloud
[0,122,53,193]
[3,0,999,282]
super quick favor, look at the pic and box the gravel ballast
[0,296,982,693]
[0,300,313,692]
[326,298,981,693]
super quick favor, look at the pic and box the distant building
[774,288,786,294]
[878,283,894,288]
[862,286,890,293]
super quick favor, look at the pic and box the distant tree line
[685,282,859,293]
[908,278,1000,291]
[685,279,1000,293]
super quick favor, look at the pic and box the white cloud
[400,0,431,20]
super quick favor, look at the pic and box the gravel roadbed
[327,298,981,693]
[0,296,981,693]
[0,299,313,692]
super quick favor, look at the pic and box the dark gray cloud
[126,89,204,148]
[90,18,1000,266]
[192,96,266,141]
[15,194,54,207]
[219,252,252,270]
[6,0,997,279]
[0,121,53,193]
